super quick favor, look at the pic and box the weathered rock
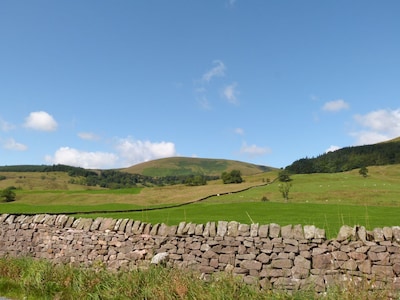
[195,224,204,235]
[241,260,262,271]
[271,259,293,269]
[331,251,349,261]
[312,253,333,269]
[177,222,186,235]
[258,224,269,238]
[293,224,304,239]
[238,223,250,236]
[281,225,293,239]
[209,222,216,237]
[294,255,311,269]
[358,259,371,274]
[341,259,357,271]
[151,252,169,264]
[227,221,239,237]
[217,221,228,237]
[304,225,316,239]
[371,265,394,279]
[250,223,259,237]
[337,225,355,241]
[356,226,367,242]
[392,226,400,242]
[269,223,280,238]
[373,228,385,242]
[383,227,393,241]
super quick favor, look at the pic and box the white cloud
[222,83,239,105]
[45,137,177,169]
[325,145,340,153]
[322,99,349,112]
[351,108,400,145]
[115,138,177,166]
[351,131,390,146]
[3,138,27,151]
[45,147,118,169]
[24,111,58,131]
[202,60,226,82]
[240,142,271,157]
[78,132,100,141]
[354,109,400,132]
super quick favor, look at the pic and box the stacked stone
[0,213,400,292]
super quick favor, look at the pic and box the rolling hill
[122,157,273,177]
[286,136,400,174]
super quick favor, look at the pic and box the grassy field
[1,165,400,238]
[75,202,400,239]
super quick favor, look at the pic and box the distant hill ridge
[286,137,400,174]
[122,157,273,177]
[0,158,272,178]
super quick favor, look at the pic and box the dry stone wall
[1,213,400,292]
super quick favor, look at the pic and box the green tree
[278,170,292,182]
[359,166,369,177]
[278,182,292,202]
[185,175,207,186]
[1,187,16,202]
[221,170,243,184]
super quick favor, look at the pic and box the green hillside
[122,157,273,177]
[286,137,400,174]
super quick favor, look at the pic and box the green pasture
[16,187,142,195]
[75,202,400,239]
[1,165,400,238]
[0,202,143,214]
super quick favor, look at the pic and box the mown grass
[0,257,397,300]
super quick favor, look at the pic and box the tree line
[285,141,400,174]
[70,170,219,189]
[0,164,219,189]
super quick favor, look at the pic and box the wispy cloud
[322,99,349,112]
[24,111,58,131]
[225,0,237,7]
[78,132,101,141]
[234,128,244,135]
[202,60,226,82]
[240,142,271,157]
[0,118,15,131]
[3,138,27,151]
[222,83,239,105]
[197,95,212,110]
[351,108,400,145]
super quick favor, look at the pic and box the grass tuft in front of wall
[0,257,399,300]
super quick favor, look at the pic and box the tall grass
[0,257,397,300]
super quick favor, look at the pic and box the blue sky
[1,1,400,169]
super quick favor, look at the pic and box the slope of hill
[286,137,400,174]
[122,157,273,177]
